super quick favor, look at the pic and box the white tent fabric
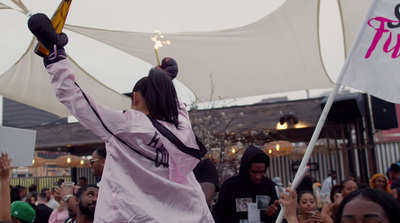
[0,39,132,117]
[339,0,372,57]
[0,0,370,117]
[65,0,333,103]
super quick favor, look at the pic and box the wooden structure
[25,93,397,184]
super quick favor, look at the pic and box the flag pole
[275,1,379,222]
[275,82,341,223]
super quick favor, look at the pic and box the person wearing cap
[212,145,279,222]
[10,201,36,223]
[28,13,212,222]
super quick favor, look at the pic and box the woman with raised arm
[28,13,213,222]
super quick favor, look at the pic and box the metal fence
[9,167,96,192]
[9,142,400,191]
[266,141,400,187]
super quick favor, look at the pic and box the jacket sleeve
[46,59,128,140]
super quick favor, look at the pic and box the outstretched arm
[0,152,12,221]
[28,13,127,139]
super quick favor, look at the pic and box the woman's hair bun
[160,57,178,79]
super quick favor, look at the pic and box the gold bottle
[34,0,72,57]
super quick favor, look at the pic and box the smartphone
[53,182,59,187]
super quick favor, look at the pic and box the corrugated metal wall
[266,141,400,187]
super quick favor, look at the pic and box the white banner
[340,0,400,104]
[0,126,36,167]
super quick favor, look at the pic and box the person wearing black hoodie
[212,145,279,223]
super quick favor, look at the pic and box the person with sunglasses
[89,147,106,184]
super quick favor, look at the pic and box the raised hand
[28,13,68,66]
[0,152,11,181]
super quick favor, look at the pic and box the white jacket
[47,59,214,222]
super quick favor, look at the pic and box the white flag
[339,0,400,104]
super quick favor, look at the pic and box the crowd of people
[1,12,400,223]
[0,157,91,223]
[3,146,400,223]
[279,164,400,223]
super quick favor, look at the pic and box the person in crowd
[0,152,36,223]
[29,184,37,194]
[320,170,337,196]
[18,186,27,202]
[369,173,391,193]
[339,179,358,198]
[73,185,99,223]
[297,191,333,223]
[335,188,400,223]
[321,184,341,220]
[297,171,315,195]
[388,163,400,189]
[11,201,36,223]
[36,192,54,223]
[213,145,279,222]
[48,200,68,223]
[10,186,22,203]
[193,158,220,208]
[52,188,62,204]
[324,179,358,221]
[89,147,106,183]
[41,188,59,210]
[27,193,37,206]
[390,187,400,205]
[55,183,81,219]
[78,177,87,187]
[28,13,212,222]
[64,207,77,223]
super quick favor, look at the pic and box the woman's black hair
[329,184,341,203]
[132,67,179,127]
[10,186,21,203]
[297,190,315,203]
[335,188,400,223]
[339,179,355,193]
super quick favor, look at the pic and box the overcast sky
[0,0,345,124]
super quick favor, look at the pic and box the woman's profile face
[298,193,316,215]
[340,197,389,223]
